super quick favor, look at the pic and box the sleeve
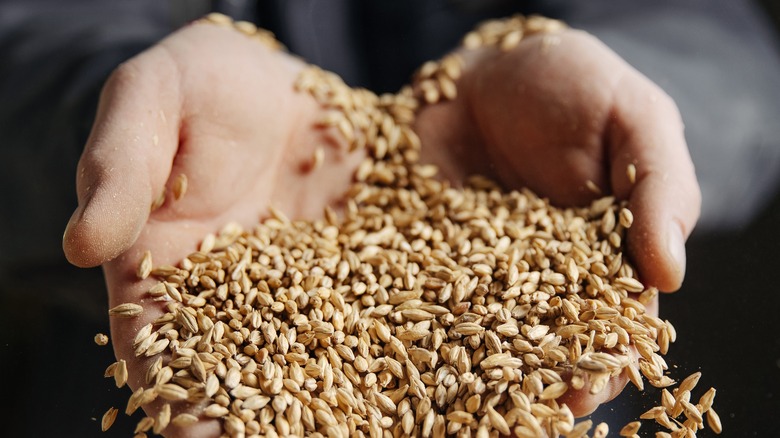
[0,0,177,265]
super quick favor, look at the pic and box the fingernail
[667,222,686,279]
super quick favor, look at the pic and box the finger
[608,73,701,292]
[559,293,658,417]
[63,48,181,267]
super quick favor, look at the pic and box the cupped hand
[63,22,362,437]
[62,20,701,435]
[415,28,700,416]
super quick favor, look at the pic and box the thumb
[63,50,181,267]
[608,73,701,292]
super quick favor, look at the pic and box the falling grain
[94,333,109,346]
[707,407,723,434]
[101,407,119,432]
[620,421,641,436]
[114,359,128,388]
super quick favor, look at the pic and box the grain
[620,420,641,436]
[108,303,143,318]
[593,422,609,438]
[153,403,171,435]
[171,413,199,427]
[706,407,722,434]
[104,362,117,378]
[137,250,153,279]
[94,333,109,346]
[101,407,119,432]
[150,191,165,212]
[627,163,637,184]
[619,207,634,228]
[586,179,602,195]
[95,12,720,438]
[172,173,188,201]
[114,359,128,388]
[311,147,325,171]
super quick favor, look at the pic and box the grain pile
[98,13,720,437]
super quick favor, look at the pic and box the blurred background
[1,0,779,436]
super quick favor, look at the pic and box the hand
[63,22,362,437]
[414,28,700,416]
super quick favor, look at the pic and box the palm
[421,31,642,203]
[418,29,698,294]
[414,29,692,415]
[64,24,362,430]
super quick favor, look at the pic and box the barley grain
[115,359,128,388]
[109,303,143,318]
[151,191,165,211]
[627,164,637,184]
[620,421,641,436]
[706,407,722,434]
[137,251,153,280]
[586,180,602,195]
[102,407,119,431]
[94,333,109,346]
[172,173,188,201]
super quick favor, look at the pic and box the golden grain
[627,163,637,184]
[150,191,165,212]
[101,407,118,432]
[94,333,109,346]
[114,359,128,388]
[172,173,188,201]
[108,302,143,318]
[137,250,153,280]
[707,407,723,434]
[586,179,602,195]
[620,420,641,436]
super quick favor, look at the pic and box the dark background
[2,1,779,437]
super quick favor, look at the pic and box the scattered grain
[620,420,641,436]
[114,359,128,388]
[101,407,119,432]
[94,333,109,346]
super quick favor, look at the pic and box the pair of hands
[62,21,700,436]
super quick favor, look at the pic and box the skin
[62,22,700,437]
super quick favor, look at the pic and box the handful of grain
[99,13,720,438]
